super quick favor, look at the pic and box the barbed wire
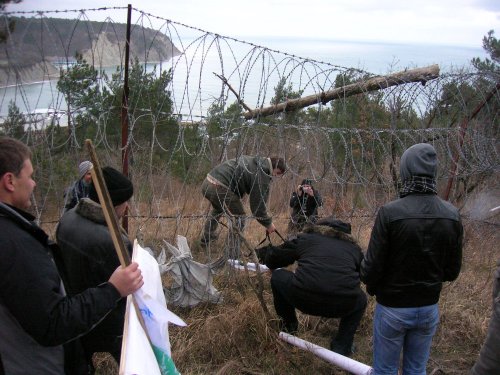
[0,7,498,247]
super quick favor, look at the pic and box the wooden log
[243,64,440,120]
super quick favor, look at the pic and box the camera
[299,185,310,195]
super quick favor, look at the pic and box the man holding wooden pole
[57,166,136,369]
[0,137,143,375]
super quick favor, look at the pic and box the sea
[0,36,486,121]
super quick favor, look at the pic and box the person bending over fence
[200,155,287,251]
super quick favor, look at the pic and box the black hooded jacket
[258,218,363,299]
[360,143,463,307]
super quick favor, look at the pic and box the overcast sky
[6,0,500,47]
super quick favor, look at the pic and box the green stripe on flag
[152,345,180,375]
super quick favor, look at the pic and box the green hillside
[0,16,181,67]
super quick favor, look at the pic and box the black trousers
[270,268,367,352]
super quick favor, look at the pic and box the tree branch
[214,72,253,112]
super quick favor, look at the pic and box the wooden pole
[121,4,132,232]
[443,81,500,201]
[214,72,253,112]
[86,139,130,267]
[85,139,151,345]
[242,64,440,120]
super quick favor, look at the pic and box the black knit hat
[301,178,313,186]
[89,166,133,206]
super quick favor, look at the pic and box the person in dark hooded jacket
[257,217,367,357]
[360,143,463,374]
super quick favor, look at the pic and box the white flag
[120,240,186,375]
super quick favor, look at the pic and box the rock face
[0,17,181,87]
[0,61,59,86]
[82,30,181,68]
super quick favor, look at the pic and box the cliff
[0,17,181,86]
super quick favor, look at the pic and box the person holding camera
[288,178,323,238]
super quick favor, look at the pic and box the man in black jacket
[361,143,463,374]
[0,137,143,375]
[57,166,134,368]
[257,217,367,357]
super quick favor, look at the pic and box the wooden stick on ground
[228,222,272,321]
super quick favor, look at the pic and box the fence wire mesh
[0,7,498,250]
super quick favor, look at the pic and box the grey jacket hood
[400,143,437,181]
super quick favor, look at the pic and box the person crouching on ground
[257,217,367,357]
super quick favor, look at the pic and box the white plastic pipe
[279,332,373,375]
[227,259,270,272]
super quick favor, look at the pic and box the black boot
[280,319,298,334]
[330,341,355,357]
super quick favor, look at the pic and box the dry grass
[88,213,500,375]
[36,180,498,375]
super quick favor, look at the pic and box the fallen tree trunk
[243,64,440,120]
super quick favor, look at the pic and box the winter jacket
[0,202,121,375]
[63,179,90,212]
[56,198,132,356]
[471,258,500,375]
[208,156,274,227]
[257,218,364,299]
[360,143,463,308]
[289,188,323,224]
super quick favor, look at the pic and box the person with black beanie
[361,143,463,374]
[56,166,134,371]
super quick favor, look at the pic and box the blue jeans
[373,303,439,375]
